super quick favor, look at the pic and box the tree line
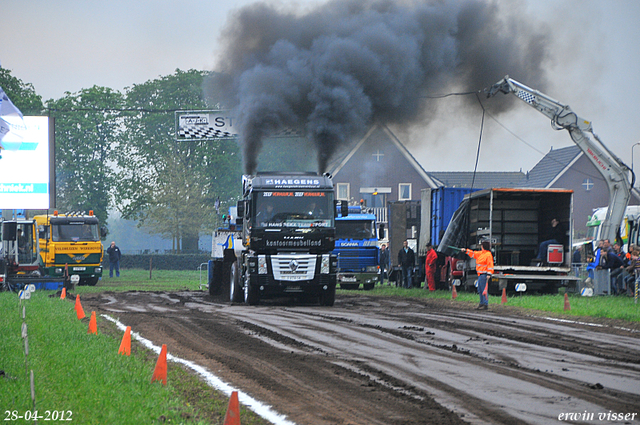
[0,68,242,251]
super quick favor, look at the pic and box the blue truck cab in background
[333,206,379,290]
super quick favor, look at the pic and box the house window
[337,183,350,200]
[582,178,594,191]
[399,183,411,201]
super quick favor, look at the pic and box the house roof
[428,171,525,189]
[521,145,582,188]
[330,124,439,188]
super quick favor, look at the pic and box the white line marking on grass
[542,316,639,333]
[101,314,297,425]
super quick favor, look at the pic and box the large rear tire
[229,261,244,303]
[208,261,225,296]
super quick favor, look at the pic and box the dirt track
[80,291,640,425]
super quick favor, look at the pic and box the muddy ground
[80,291,640,425]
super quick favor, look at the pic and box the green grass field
[361,284,640,322]
[2,269,638,424]
[0,270,270,425]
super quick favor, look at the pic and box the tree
[47,86,124,224]
[115,69,242,252]
[0,68,44,115]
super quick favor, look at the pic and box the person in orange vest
[424,243,437,291]
[465,240,494,310]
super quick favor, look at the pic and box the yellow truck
[34,211,105,286]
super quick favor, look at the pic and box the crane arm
[486,76,634,243]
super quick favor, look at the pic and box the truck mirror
[2,221,17,241]
[100,226,108,238]
[379,223,385,239]
[341,200,348,217]
[236,201,245,224]
[38,225,47,240]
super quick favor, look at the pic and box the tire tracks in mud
[273,301,640,415]
[82,291,640,425]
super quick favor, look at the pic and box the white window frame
[337,183,350,201]
[398,183,412,201]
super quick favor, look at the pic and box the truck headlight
[95,267,102,273]
[258,255,268,274]
[55,268,63,274]
[321,254,330,274]
[365,266,378,273]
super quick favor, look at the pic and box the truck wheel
[83,276,99,286]
[363,283,375,290]
[208,261,224,296]
[244,284,260,305]
[320,285,336,306]
[229,261,244,303]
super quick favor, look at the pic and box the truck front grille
[271,254,317,281]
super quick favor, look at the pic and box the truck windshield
[254,190,334,228]
[336,219,375,240]
[52,223,100,242]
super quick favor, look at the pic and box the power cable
[471,94,485,190]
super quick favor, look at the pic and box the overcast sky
[2,0,639,175]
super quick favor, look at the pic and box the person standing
[398,240,415,289]
[107,241,122,278]
[465,240,494,310]
[378,243,390,286]
[424,243,437,291]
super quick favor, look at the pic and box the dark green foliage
[47,86,124,224]
[0,68,44,115]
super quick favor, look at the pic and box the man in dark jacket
[106,241,122,278]
[602,246,624,294]
[398,240,415,289]
[378,243,390,285]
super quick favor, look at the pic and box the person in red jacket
[465,240,494,310]
[425,243,437,291]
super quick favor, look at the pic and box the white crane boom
[487,76,634,243]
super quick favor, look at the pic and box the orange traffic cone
[451,284,458,299]
[60,287,66,300]
[501,288,507,304]
[118,326,131,356]
[223,391,240,425]
[88,311,97,334]
[564,292,571,311]
[151,344,168,385]
[75,295,86,320]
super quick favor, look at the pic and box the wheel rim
[229,263,236,300]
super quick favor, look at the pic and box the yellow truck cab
[34,211,105,286]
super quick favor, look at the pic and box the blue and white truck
[333,206,379,290]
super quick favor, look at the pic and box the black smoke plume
[209,0,549,174]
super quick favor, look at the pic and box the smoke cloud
[209,0,549,174]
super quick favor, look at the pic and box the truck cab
[333,206,379,290]
[33,211,105,286]
[209,172,345,306]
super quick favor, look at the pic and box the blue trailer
[333,206,379,290]
[430,187,479,247]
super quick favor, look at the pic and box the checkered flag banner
[175,110,303,141]
[176,110,238,141]
[515,89,537,105]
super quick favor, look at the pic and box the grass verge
[0,290,269,425]
[350,283,640,322]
